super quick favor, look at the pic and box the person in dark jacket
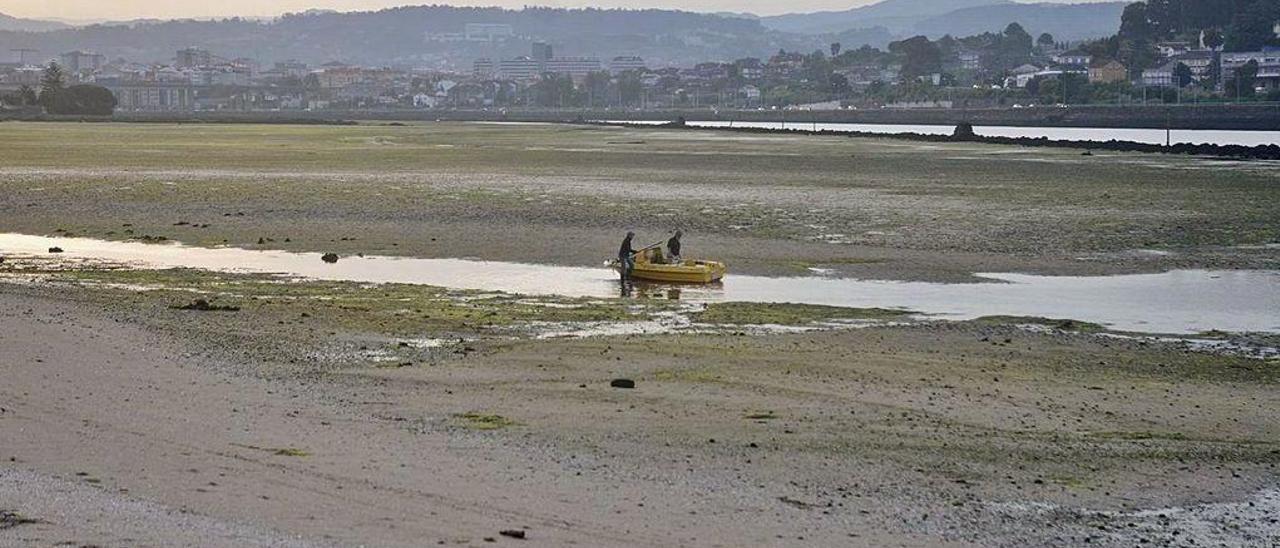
[618,231,636,280]
[666,230,683,264]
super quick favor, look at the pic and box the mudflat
[0,121,1274,280]
[1,122,1278,547]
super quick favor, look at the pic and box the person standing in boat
[666,230,683,265]
[618,231,637,281]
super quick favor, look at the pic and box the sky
[2,0,1111,21]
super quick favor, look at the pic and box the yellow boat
[612,249,727,284]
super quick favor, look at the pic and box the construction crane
[11,48,39,65]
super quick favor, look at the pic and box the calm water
[3,233,1277,335]
[609,120,1280,147]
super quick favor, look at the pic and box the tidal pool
[609,120,1280,147]
[2,233,1277,335]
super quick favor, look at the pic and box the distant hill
[0,3,1128,69]
[761,0,1124,42]
[0,11,70,32]
[913,2,1126,41]
[831,27,898,50]
[0,6,834,67]
[762,0,1009,35]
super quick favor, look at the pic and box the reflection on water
[609,120,1280,147]
[2,233,1277,335]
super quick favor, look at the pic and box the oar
[608,239,664,267]
[631,239,667,256]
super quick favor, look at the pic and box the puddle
[1,233,1277,335]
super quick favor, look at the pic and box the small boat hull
[613,259,726,284]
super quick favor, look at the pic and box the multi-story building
[732,57,764,80]
[464,23,513,42]
[766,51,805,76]
[1009,65,1086,89]
[490,44,602,81]
[1172,50,1214,81]
[1008,63,1043,88]
[1156,41,1192,58]
[1142,62,1176,87]
[175,47,213,68]
[1051,50,1092,67]
[531,42,554,62]
[608,56,646,74]
[1221,47,1280,90]
[194,67,253,87]
[423,31,466,42]
[273,60,310,79]
[102,79,197,111]
[473,58,496,78]
[59,51,105,74]
[1088,59,1127,84]
[687,62,728,81]
[428,23,514,43]
[544,57,602,79]
[835,65,882,87]
[313,67,365,89]
[498,57,541,81]
[0,66,43,86]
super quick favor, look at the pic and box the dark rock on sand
[47,247,63,253]
[321,253,340,263]
[610,378,636,389]
[0,509,42,529]
[172,299,241,312]
[499,529,527,539]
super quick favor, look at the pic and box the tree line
[0,63,117,115]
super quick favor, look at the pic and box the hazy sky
[3,0,1111,20]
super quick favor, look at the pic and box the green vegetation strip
[456,413,518,430]
[10,266,659,335]
[973,316,1106,333]
[692,302,912,326]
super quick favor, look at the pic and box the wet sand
[2,277,1278,547]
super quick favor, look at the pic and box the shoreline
[4,111,1274,159]
[5,102,1280,130]
[594,120,1280,160]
